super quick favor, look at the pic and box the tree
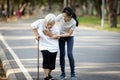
[48,0,52,11]
[117,0,120,15]
[106,0,118,28]
[0,0,1,17]
[94,0,102,19]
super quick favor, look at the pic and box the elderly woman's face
[63,13,72,22]
[46,21,55,29]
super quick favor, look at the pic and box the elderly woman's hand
[35,35,40,41]
[43,29,51,36]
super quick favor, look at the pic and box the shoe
[44,77,50,80]
[71,76,77,80]
[48,74,54,80]
[60,73,67,80]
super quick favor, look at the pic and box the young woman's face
[46,21,55,29]
[62,13,72,22]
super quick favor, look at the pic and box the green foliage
[78,16,120,32]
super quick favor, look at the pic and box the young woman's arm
[59,29,73,37]
[43,30,59,39]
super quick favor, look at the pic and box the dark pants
[59,36,75,75]
[41,50,57,70]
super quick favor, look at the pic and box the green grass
[77,16,120,32]
[78,16,101,24]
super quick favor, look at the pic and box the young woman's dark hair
[62,7,79,26]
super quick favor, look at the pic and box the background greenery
[0,0,120,32]
[78,16,120,32]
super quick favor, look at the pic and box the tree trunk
[107,0,118,28]
[94,0,102,19]
[48,0,52,12]
[105,0,109,17]
[89,0,94,16]
[7,0,10,17]
[0,0,2,17]
[117,0,120,15]
[67,0,71,7]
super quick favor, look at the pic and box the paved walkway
[0,14,120,80]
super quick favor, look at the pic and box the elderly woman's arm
[32,28,40,40]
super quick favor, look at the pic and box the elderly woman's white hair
[45,13,56,24]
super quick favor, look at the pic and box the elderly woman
[31,13,59,80]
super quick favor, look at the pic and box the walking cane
[37,39,40,80]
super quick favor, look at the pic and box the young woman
[56,7,79,80]
[31,13,59,80]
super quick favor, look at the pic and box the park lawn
[78,16,120,32]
